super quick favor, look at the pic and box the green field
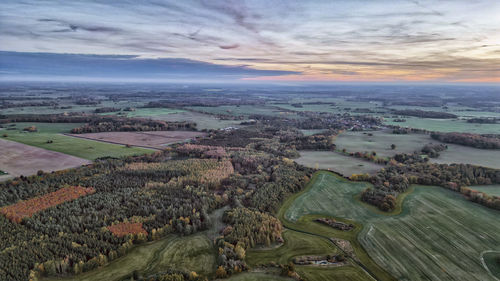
[44,233,216,281]
[2,123,152,160]
[146,111,246,130]
[300,129,328,136]
[247,230,338,266]
[470,185,500,197]
[256,172,392,281]
[285,171,500,281]
[295,150,383,177]
[384,116,500,134]
[187,105,298,118]
[122,107,185,117]
[225,272,292,281]
[296,266,373,281]
[431,144,500,169]
[334,130,432,158]
[482,251,500,279]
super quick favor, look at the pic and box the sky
[0,0,499,83]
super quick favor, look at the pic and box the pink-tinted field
[0,138,91,179]
[67,131,205,149]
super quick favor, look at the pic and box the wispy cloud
[0,0,499,82]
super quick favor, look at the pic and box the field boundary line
[62,133,159,150]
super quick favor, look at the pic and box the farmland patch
[295,151,383,177]
[0,138,91,178]
[285,171,500,281]
[67,131,205,149]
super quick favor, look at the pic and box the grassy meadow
[295,150,383,177]
[470,185,500,197]
[334,130,432,158]
[147,111,246,130]
[2,123,152,160]
[431,144,500,169]
[44,233,216,281]
[384,117,500,134]
[284,171,500,281]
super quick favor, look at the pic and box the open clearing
[295,151,383,176]
[335,130,432,158]
[431,144,500,169]
[146,111,245,130]
[3,123,152,160]
[67,131,205,149]
[0,138,90,178]
[44,233,216,281]
[285,171,500,281]
[121,107,185,117]
[384,117,500,134]
[470,185,500,197]
[334,130,500,169]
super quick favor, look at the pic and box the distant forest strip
[0,114,197,132]
[431,132,500,149]
[393,109,458,119]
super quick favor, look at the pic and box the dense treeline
[431,132,500,149]
[0,101,58,109]
[393,109,458,119]
[249,112,382,131]
[359,153,500,211]
[71,118,196,133]
[0,114,196,133]
[421,143,447,158]
[467,117,498,124]
[94,107,120,113]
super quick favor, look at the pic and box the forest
[430,132,500,149]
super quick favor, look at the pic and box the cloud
[0,51,299,81]
[219,44,239,49]
[0,0,499,82]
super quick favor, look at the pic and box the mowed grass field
[2,123,152,160]
[295,150,383,177]
[334,130,432,158]
[470,185,500,197]
[44,233,217,281]
[431,143,500,169]
[285,171,500,281]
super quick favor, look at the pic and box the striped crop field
[285,171,500,281]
